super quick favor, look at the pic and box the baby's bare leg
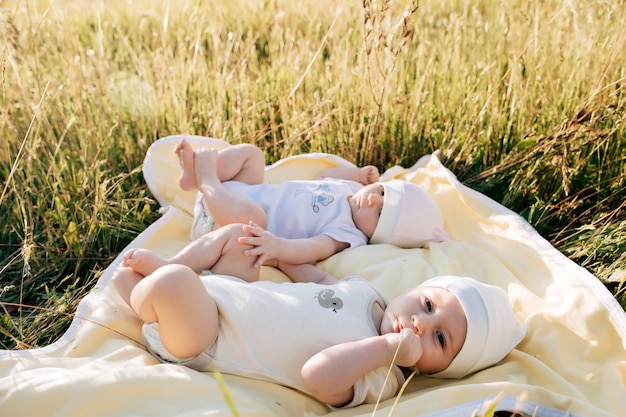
[209,224,261,283]
[176,139,265,191]
[195,149,267,228]
[111,265,145,307]
[212,143,265,184]
[130,264,219,359]
[167,224,259,279]
[123,225,261,282]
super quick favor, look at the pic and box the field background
[0,0,624,349]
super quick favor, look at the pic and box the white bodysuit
[193,179,368,248]
[143,275,405,408]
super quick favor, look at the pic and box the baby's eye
[380,186,385,196]
[425,299,432,312]
[436,331,445,348]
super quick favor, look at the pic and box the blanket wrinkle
[1,134,625,417]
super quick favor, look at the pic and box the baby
[113,225,526,408]
[174,139,449,270]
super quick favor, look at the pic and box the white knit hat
[369,180,449,248]
[421,276,526,378]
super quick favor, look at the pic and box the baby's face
[347,183,384,238]
[381,286,467,374]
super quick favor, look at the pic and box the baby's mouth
[395,320,403,333]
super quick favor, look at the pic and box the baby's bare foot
[123,248,169,276]
[175,139,198,191]
[194,148,220,190]
[111,265,145,306]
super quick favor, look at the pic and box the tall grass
[1,0,624,350]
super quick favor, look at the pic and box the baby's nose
[412,316,429,335]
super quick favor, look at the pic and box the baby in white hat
[295,272,527,406]
[162,139,449,280]
[116,236,526,409]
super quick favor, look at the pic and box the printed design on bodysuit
[315,289,344,313]
[295,183,334,213]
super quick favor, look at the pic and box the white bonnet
[369,180,449,248]
[421,276,526,378]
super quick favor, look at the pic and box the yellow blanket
[2,135,625,417]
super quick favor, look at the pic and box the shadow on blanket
[1,135,625,417]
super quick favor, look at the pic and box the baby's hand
[386,328,422,368]
[239,222,282,267]
[359,165,380,185]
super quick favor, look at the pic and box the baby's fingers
[242,222,264,237]
[368,167,380,182]
[239,236,265,250]
[397,329,422,366]
[254,252,269,268]
[238,235,253,245]
[242,246,268,267]
[361,166,379,183]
